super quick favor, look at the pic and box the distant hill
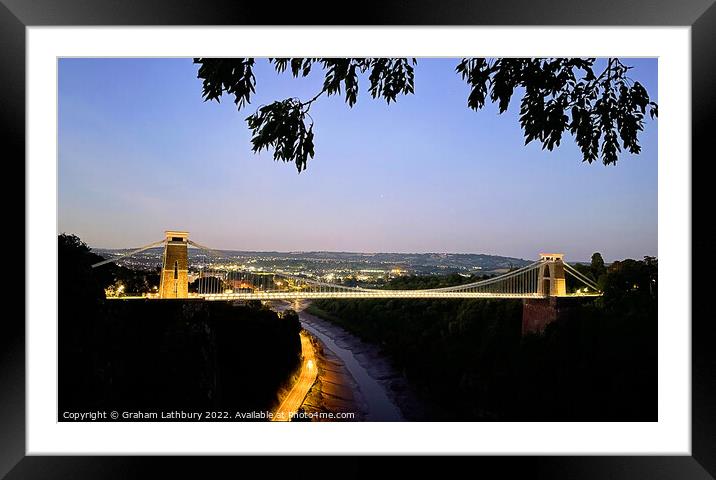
[93,247,531,275]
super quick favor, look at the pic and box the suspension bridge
[91,231,601,301]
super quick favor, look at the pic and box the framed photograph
[4,0,713,475]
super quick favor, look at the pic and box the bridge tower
[536,253,567,297]
[522,253,568,336]
[159,230,189,299]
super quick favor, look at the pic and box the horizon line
[88,244,651,264]
[90,244,537,260]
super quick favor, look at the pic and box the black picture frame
[2,0,713,476]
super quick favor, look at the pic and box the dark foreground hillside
[58,234,301,418]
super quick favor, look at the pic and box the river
[271,300,420,421]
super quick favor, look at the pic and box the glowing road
[272,330,318,422]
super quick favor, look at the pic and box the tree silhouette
[195,57,657,172]
[590,252,607,280]
[188,276,227,293]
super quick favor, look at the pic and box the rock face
[522,298,560,335]
[522,297,583,336]
[59,300,302,418]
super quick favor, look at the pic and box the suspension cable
[187,239,225,259]
[562,262,600,291]
[90,239,166,268]
[424,260,544,292]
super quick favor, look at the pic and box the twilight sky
[58,58,657,262]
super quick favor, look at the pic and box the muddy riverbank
[270,300,426,421]
[300,334,368,421]
[297,303,427,421]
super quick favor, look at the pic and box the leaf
[194,58,256,110]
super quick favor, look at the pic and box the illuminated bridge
[92,231,601,301]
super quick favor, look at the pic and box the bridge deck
[196,292,601,301]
